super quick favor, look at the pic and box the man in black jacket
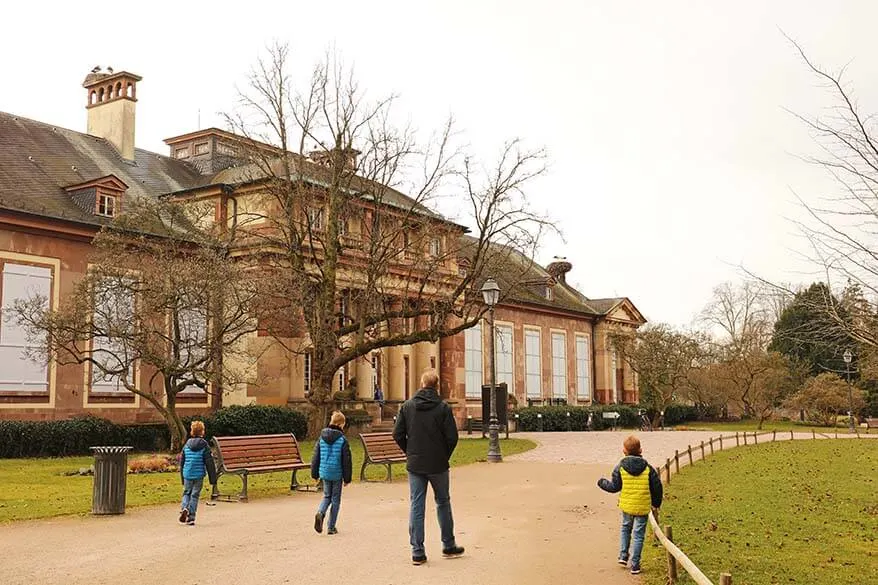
[393,369,464,565]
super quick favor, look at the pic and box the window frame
[524,326,541,399]
[551,331,567,399]
[574,333,591,400]
[0,260,53,394]
[96,193,116,217]
[464,322,483,398]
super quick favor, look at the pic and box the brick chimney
[83,67,142,161]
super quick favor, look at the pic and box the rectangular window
[307,207,324,230]
[429,237,441,257]
[495,324,513,396]
[0,262,51,392]
[177,307,208,394]
[338,216,348,236]
[194,142,209,155]
[175,147,190,159]
[575,335,590,400]
[524,328,541,399]
[338,366,346,394]
[97,194,116,217]
[464,322,482,398]
[90,277,136,392]
[304,352,312,395]
[551,332,567,399]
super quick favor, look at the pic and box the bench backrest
[360,432,406,461]
[212,433,303,471]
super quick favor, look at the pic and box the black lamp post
[480,277,502,463]
[843,349,855,433]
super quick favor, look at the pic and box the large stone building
[0,68,644,427]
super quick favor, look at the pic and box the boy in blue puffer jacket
[179,420,217,526]
[311,411,353,535]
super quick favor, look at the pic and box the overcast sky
[3,1,876,326]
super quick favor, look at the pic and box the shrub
[662,403,700,425]
[0,405,308,459]
[187,404,308,441]
[128,455,177,473]
[0,416,169,458]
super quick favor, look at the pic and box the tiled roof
[0,111,202,226]
[463,236,600,317]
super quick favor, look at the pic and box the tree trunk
[306,377,334,438]
[165,392,187,452]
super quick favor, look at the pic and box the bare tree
[780,36,878,348]
[14,199,262,450]
[609,324,706,426]
[217,43,551,430]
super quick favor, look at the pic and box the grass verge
[642,440,878,585]
[0,437,535,523]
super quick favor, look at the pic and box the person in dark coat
[310,411,353,535]
[178,420,217,526]
[392,369,464,565]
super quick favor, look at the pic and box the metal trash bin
[90,446,133,515]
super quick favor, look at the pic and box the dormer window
[97,194,117,217]
[64,175,128,220]
[194,142,209,156]
[544,285,554,301]
[175,147,190,159]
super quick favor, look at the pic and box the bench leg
[385,463,392,483]
[290,469,300,491]
[360,460,369,482]
[211,473,222,500]
[239,472,249,502]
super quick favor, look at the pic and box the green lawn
[0,437,535,523]
[642,440,878,585]
[670,420,875,434]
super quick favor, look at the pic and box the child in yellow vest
[598,435,663,575]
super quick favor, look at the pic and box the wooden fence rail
[648,429,866,584]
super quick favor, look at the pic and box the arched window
[115,82,122,98]
[89,90,96,105]
[126,83,132,98]
[98,88,105,102]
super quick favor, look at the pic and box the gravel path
[0,430,868,584]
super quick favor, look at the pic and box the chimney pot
[82,68,142,160]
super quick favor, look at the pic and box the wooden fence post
[754,432,758,445]
[772,430,776,442]
[674,450,680,473]
[735,432,740,446]
[743,432,748,446]
[665,525,678,583]
[720,572,732,585]
[791,430,794,441]
[709,438,714,455]
[665,458,671,484]
[812,429,816,440]
[700,441,705,460]
[687,446,693,465]
[719,435,723,450]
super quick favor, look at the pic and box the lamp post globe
[480,278,502,463]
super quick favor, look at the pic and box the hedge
[187,404,308,441]
[0,416,168,458]
[513,405,640,431]
[0,405,309,459]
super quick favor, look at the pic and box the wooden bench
[865,418,878,430]
[210,433,313,501]
[359,432,407,482]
